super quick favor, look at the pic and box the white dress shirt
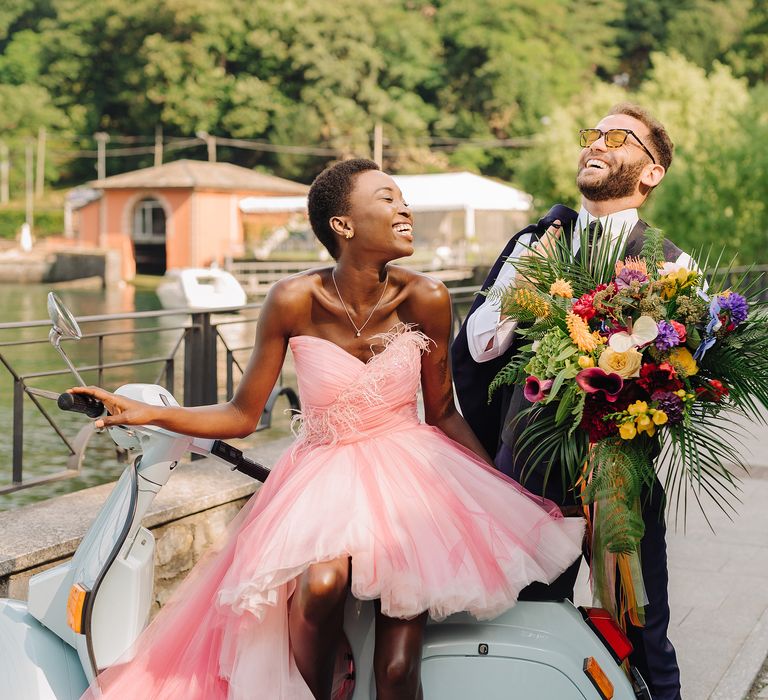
[466,207,695,362]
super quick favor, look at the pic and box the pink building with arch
[71,159,308,279]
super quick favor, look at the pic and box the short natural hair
[307,158,380,259]
[608,103,674,172]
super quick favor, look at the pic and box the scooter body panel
[88,526,155,671]
[0,599,88,700]
[346,599,636,699]
[419,602,636,699]
[27,562,77,649]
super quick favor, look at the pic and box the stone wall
[0,248,122,286]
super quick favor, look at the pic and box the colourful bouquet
[487,227,768,624]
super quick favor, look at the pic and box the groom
[452,103,691,700]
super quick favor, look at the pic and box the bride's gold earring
[344,231,354,239]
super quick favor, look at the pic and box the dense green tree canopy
[0,0,766,260]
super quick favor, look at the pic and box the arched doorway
[132,197,167,275]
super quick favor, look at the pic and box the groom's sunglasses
[579,128,657,164]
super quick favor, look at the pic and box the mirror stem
[50,331,89,387]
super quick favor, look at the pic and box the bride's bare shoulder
[263,266,332,320]
[390,266,451,326]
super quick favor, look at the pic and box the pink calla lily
[575,368,624,402]
[524,376,554,402]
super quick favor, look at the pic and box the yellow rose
[598,347,643,379]
[668,347,699,377]
[619,422,637,440]
[578,355,595,368]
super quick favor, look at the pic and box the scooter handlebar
[57,392,105,419]
[210,439,271,483]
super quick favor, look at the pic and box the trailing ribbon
[580,441,650,630]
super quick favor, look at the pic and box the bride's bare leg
[373,605,428,700]
[288,556,350,699]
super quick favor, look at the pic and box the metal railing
[0,303,298,495]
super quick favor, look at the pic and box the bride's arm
[69,279,300,438]
[408,275,495,466]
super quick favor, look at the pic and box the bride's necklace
[331,269,389,337]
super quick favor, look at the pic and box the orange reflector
[66,583,89,634]
[583,656,614,700]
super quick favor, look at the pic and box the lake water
[0,281,295,511]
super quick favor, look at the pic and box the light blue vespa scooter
[0,293,649,699]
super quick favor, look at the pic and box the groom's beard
[577,159,645,201]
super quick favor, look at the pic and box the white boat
[156,268,247,310]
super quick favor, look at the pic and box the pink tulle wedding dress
[82,327,584,699]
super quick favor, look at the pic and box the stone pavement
[575,412,768,699]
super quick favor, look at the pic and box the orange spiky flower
[566,312,601,352]
[615,257,648,277]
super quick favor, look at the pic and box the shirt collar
[575,207,639,242]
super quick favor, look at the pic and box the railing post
[185,312,218,406]
[184,316,202,406]
[12,379,23,484]
[226,349,234,400]
[165,358,174,395]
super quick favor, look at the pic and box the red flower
[572,293,597,321]
[580,395,618,442]
[670,320,687,343]
[696,379,730,402]
[638,362,683,393]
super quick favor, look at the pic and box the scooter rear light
[66,582,90,634]
[581,606,633,663]
[583,656,614,699]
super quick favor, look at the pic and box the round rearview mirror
[47,292,82,340]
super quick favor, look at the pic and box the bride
[73,158,584,700]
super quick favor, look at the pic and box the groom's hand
[516,219,562,289]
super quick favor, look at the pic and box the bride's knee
[375,652,420,690]
[295,561,349,622]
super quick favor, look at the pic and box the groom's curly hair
[308,158,380,259]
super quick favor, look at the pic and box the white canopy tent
[391,172,531,241]
[239,172,533,261]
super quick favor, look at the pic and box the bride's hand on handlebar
[68,386,156,429]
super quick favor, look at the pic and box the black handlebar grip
[236,456,271,483]
[57,392,105,418]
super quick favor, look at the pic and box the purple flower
[575,368,624,402]
[655,320,681,351]
[615,267,649,290]
[651,390,685,423]
[718,293,748,325]
[524,376,554,402]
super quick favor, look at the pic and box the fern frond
[640,227,665,278]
